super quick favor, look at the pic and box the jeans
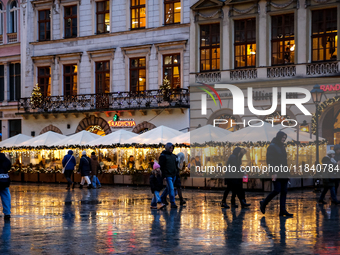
[0,188,11,215]
[320,186,338,202]
[263,179,288,212]
[64,170,73,186]
[91,175,101,188]
[80,176,91,185]
[161,176,176,204]
[151,191,162,206]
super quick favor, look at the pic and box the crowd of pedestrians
[1,131,340,220]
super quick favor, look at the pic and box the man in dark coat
[78,151,92,189]
[0,153,11,220]
[318,150,340,204]
[260,131,293,217]
[62,150,76,190]
[160,143,178,208]
[90,152,101,189]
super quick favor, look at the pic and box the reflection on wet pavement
[0,183,340,254]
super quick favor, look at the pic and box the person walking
[160,143,178,208]
[0,153,11,220]
[62,150,76,190]
[150,162,166,209]
[174,152,186,206]
[90,152,101,189]
[221,147,250,209]
[318,150,340,204]
[260,131,293,217]
[78,151,92,189]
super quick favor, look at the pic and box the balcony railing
[0,35,3,44]
[230,68,257,80]
[306,61,339,76]
[195,71,221,84]
[7,33,17,43]
[267,65,296,78]
[18,89,190,114]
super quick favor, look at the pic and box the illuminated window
[234,18,256,68]
[64,64,77,96]
[130,57,146,92]
[200,24,220,72]
[86,125,105,136]
[96,61,110,93]
[312,8,337,62]
[96,1,110,34]
[64,5,77,38]
[131,0,145,29]
[271,14,294,65]
[38,67,51,97]
[164,0,180,25]
[163,54,180,89]
[38,10,51,41]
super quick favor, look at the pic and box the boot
[79,184,83,189]
[241,199,251,208]
[72,182,75,190]
[279,210,293,217]
[180,199,186,205]
[87,184,92,189]
[66,186,70,191]
[318,199,327,204]
[260,200,266,214]
[162,198,169,206]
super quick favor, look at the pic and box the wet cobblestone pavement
[1,183,340,254]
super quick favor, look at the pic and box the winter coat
[149,174,163,193]
[90,155,101,176]
[322,156,336,187]
[62,150,76,171]
[266,131,288,179]
[78,156,92,176]
[0,153,11,190]
[159,150,177,178]
[224,147,242,185]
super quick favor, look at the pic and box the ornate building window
[9,63,20,101]
[0,65,3,101]
[271,14,294,65]
[163,54,180,89]
[63,64,77,96]
[96,1,110,34]
[234,18,256,68]
[312,8,337,62]
[38,10,51,41]
[0,2,4,44]
[95,61,110,93]
[8,0,17,33]
[130,57,146,92]
[200,23,220,72]
[131,0,145,29]
[164,0,180,25]
[64,5,77,38]
[38,67,51,97]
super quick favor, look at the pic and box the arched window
[8,0,17,33]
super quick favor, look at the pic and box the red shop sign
[320,84,340,92]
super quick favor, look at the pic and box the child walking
[150,162,166,210]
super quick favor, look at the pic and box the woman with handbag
[62,150,76,190]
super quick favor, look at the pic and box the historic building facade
[189,0,340,146]
[17,0,190,136]
[0,0,22,141]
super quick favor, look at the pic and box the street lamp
[310,84,324,165]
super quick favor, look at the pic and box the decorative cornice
[229,2,258,17]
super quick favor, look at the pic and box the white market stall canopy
[87,130,138,146]
[18,131,66,147]
[190,125,232,143]
[172,132,190,144]
[0,134,33,148]
[225,122,298,143]
[274,125,325,142]
[51,130,100,147]
[125,125,183,144]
